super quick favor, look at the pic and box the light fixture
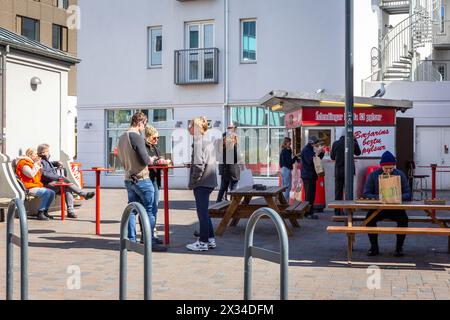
[272,102,284,111]
[319,100,374,108]
[175,121,183,128]
[30,76,42,91]
[84,122,93,129]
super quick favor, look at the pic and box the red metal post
[431,164,437,200]
[163,167,170,245]
[60,186,65,221]
[96,170,101,235]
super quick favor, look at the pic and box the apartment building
[0,0,79,157]
[77,0,355,188]
[363,0,450,190]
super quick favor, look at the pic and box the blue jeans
[151,180,159,234]
[193,187,214,243]
[31,188,56,211]
[125,179,155,242]
[281,167,292,201]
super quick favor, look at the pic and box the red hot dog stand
[260,91,413,210]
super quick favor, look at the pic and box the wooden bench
[208,201,231,218]
[327,225,450,262]
[332,215,450,224]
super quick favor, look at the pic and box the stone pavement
[0,189,449,300]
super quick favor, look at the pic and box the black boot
[43,210,54,220]
[67,211,78,219]
[37,210,49,221]
[367,246,380,256]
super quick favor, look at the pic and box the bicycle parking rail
[6,198,28,300]
[119,202,152,300]
[244,207,289,300]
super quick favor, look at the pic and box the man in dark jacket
[301,136,324,219]
[363,151,411,257]
[330,131,362,215]
[37,144,95,219]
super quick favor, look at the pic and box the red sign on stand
[285,107,396,127]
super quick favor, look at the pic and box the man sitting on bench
[37,143,95,219]
[363,151,411,257]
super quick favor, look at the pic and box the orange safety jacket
[16,158,43,189]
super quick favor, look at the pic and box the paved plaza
[0,189,449,300]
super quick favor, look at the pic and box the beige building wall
[0,0,78,96]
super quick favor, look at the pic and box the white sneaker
[186,241,209,252]
[208,238,217,249]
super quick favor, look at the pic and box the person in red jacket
[16,148,56,221]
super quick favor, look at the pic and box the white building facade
[77,0,362,188]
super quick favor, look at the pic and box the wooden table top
[328,200,450,211]
[228,186,287,197]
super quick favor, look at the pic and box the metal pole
[244,208,289,300]
[6,199,28,300]
[345,0,355,201]
[120,202,152,300]
[0,45,7,154]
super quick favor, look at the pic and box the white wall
[5,54,70,160]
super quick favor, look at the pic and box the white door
[416,126,450,190]
[186,22,214,82]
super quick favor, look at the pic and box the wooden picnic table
[327,201,450,263]
[210,186,309,236]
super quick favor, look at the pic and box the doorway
[416,126,450,190]
[185,21,215,82]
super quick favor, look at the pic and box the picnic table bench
[208,186,309,236]
[327,201,450,263]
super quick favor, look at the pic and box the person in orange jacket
[16,148,56,221]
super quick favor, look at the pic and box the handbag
[379,173,402,204]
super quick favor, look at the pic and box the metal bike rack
[244,208,289,300]
[119,202,152,300]
[6,198,28,300]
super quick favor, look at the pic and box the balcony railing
[174,48,219,85]
[415,59,449,81]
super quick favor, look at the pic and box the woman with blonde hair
[186,117,218,252]
[15,148,56,221]
[144,125,171,244]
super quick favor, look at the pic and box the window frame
[148,26,163,69]
[240,18,257,64]
[19,16,40,42]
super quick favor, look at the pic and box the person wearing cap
[363,151,411,257]
[330,129,362,216]
[300,136,325,219]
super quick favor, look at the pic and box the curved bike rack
[244,208,289,300]
[6,198,28,300]
[119,202,152,300]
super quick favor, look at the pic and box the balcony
[174,48,219,85]
[380,0,411,14]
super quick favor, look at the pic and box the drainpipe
[0,45,8,154]
[224,0,230,127]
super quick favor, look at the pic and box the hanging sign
[354,127,395,157]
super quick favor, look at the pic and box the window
[437,63,447,81]
[185,21,215,81]
[148,26,162,67]
[57,0,69,10]
[18,16,40,41]
[440,6,446,34]
[52,24,68,51]
[241,19,257,62]
[106,108,175,172]
[231,106,286,177]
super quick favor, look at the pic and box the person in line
[144,125,171,245]
[363,151,411,257]
[37,144,95,219]
[279,137,300,202]
[117,112,167,252]
[16,148,56,221]
[300,136,324,219]
[186,117,218,252]
[330,129,362,215]
[215,125,244,203]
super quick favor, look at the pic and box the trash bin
[301,176,326,212]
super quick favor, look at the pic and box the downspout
[224,0,230,127]
[1,45,8,154]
